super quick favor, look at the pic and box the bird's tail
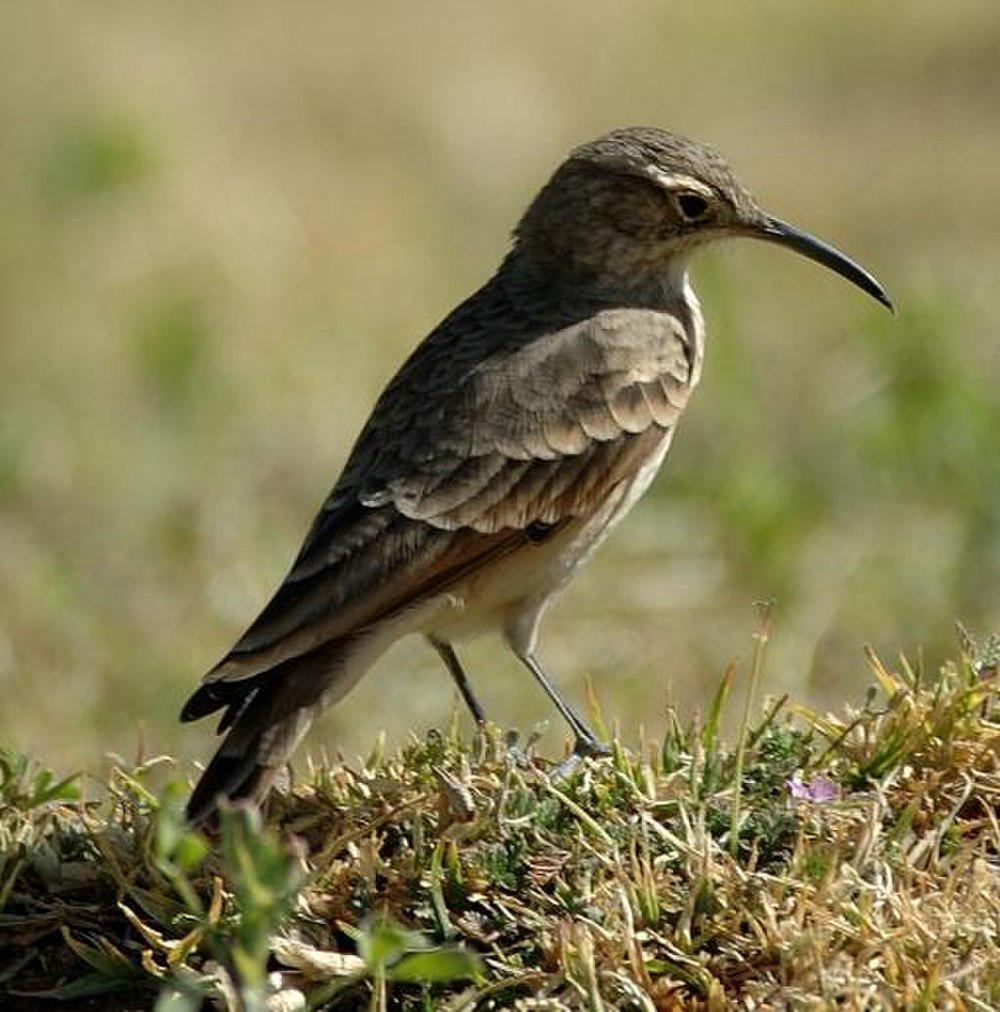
[185,749,279,826]
[182,639,353,825]
[184,682,315,825]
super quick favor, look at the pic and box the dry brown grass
[2,3,1000,772]
[2,634,998,1009]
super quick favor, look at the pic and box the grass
[3,3,1000,771]
[2,630,998,1010]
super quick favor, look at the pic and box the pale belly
[421,427,676,652]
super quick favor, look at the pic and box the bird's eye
[675,192,710,221]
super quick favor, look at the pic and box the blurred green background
[1,2,998,775]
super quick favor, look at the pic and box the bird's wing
[341,304,693,534]
[191,286,693,699]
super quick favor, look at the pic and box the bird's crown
[567,126,759,220]
[512,126,763,284]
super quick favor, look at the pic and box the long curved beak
[752,215,894,312]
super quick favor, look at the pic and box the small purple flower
[786,773,839,803]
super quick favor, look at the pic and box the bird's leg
[515,651,610,758]
[429,637,487,725]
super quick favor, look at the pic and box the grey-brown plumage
[182,127,891,823]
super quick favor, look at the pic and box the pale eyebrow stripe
[644,169,715,197]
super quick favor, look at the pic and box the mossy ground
[2,635,999,1010]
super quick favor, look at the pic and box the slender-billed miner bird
[182,126,892,823]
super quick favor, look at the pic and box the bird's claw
[573,736,611,759]
[549,736,610,780]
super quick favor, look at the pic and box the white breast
[420,426,678,654]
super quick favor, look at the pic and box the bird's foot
[548,736,611,780]
[573,735,611,759]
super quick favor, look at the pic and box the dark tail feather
[185,751,276,826]
[184,639,354,825]
[185,683,315,826]
[180,671,270,725]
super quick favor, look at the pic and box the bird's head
[513,126,892,310]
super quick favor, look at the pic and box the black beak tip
[853,273,896,314]
[877,289,896,315]
[864,279,895,314]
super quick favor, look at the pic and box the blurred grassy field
[1,2,998,774]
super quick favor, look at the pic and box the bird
[181,126,892,823]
